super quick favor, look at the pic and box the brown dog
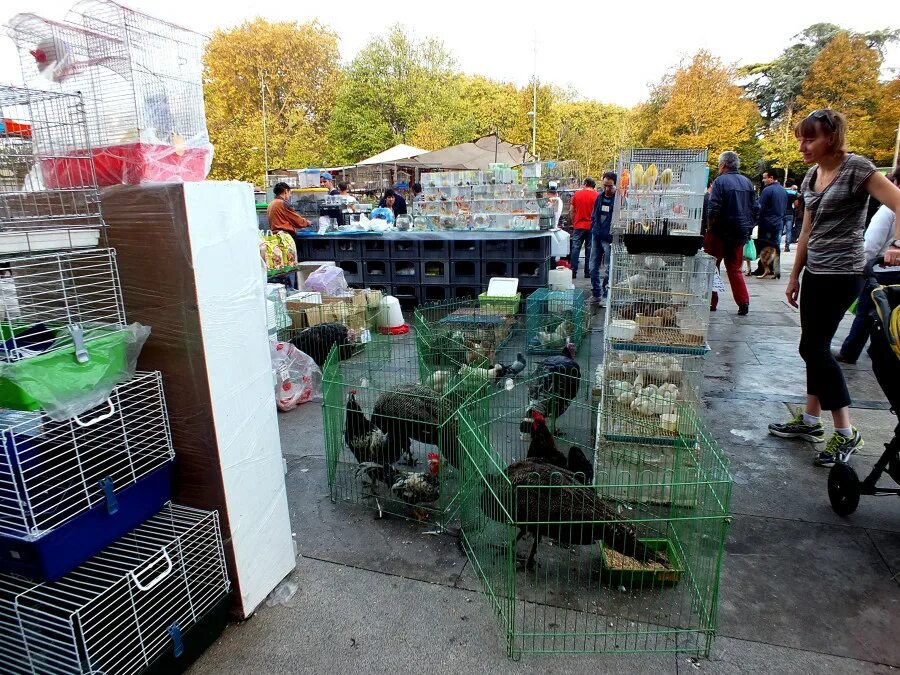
[755,246,780,279]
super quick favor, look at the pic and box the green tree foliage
[203,19,341,182]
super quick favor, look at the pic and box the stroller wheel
[828,462,861,516]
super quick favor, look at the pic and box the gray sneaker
[768,413,826,442]
[814,428,864,467]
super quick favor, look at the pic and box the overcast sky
[1,0,896,107]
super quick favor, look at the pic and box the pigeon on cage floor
[519,341,581,442]
[481,459,667,571]
[525,411,594,484]
[495,352,527,379]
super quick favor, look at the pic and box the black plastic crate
[482,239,512,258]
[513,236,550,260]
[338,260,363,284]
[362,239,390,259]
[482,259,513,282]
[333,238,362,260]
[391,239,419,260]
[306,238,334,260]
[391,259,419,284]
[393,284,420,309]
[363,259,389,283]
[351,282,390,296]
[422,286,449,303]
[420,240,449,260]
[453,285,479,300]
[516,259,549,284]
[452,259,480,285]
[451,239,480,258]
[421,259,450,285]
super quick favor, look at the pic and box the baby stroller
[828,256,900,515]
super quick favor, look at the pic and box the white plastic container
[548,266,573,291]
[607,319,638,341]
[378,295,405,329]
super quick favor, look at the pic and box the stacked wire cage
[0,80,230,671]
[525,288,590,355]
[615,148,708,256]
[456,371,732,658]
[9,0,211,186]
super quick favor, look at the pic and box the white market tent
[357,144,427,165]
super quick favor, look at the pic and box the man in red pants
[706,151,758,315]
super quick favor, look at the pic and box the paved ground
[190,251,899,674]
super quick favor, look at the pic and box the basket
[478,292,520,315]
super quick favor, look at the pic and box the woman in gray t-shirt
[769,109,900,467]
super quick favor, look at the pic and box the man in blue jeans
[783,178,798,252]
[568,178,597,278]
[590,172,617,305]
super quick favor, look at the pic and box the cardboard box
[286,288,381,332]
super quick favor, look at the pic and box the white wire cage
[0,247,126,362]
[0,503,230,675]
[615,148,708,236]
[0,370,173,540]
[8,1,211,186]
[604,243,714,352]
[0,85,104,251]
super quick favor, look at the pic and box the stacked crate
[0,84,230,674]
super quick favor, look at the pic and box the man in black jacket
[707,151,758,315]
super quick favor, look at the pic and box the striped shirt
[801,153,876,274]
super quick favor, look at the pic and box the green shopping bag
[743,239,757,261]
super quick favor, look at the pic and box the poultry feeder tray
[599,537,683,587]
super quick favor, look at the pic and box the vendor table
[295,231,552,306]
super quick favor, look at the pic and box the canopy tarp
[357,144,427,165]
[407,134,535,170]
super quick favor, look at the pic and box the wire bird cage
[597,348,706,445]
[0,86,104,248]
[456,379,732,659]
[604,244,714,354]
[525,288,589,355]
[322,328,491,526]
[282,296,389,364]
[9,0,211,186]
[615,148,708,236]
[0,247,125,361]
[0,503,230,675]
[0,371,174,580]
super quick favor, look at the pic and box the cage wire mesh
[0,371,172,539]
[0,503,230,675]
[456,380,731,658]
[0,247,126,361]
[8,0,211,186]
[281,299,390,367]
[604,244,714,354]
[615,149,708,236]
[525,288,589,355]
[0,85,104,244]
[322,330,490,526]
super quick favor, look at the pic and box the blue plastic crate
[525,288,588,354]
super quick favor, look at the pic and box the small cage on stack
[9,0,211,186]
[615,148,708,256]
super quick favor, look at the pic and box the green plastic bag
[743,239,757,261]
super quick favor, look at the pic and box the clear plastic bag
[270,340,322,411]
[304,265,348,296]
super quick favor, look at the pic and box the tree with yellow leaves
[646,51,760,167]
[203,19,341,184]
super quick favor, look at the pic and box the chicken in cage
[9,1,211,186]
[0,371,174,580]
[605,243,714,352]
[0,503,230,675]
[0,85,104,250]
[614,148,709,255]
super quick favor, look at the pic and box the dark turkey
[371,383,460,469]
[520,341,581,440]
[482,459,666,570]
[291,322,356,368]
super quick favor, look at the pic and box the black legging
[799,270,864,410]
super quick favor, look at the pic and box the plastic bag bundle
[270,341,322,411]
[304,265,348,296]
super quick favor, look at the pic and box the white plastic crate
[0,503,230,675]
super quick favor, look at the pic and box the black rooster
[526,411,594,484]
[520,340,581,440]
[483,459,667,570]
[344,391,399,466]
[291,322,356,368]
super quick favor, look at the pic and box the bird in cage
[519,340,581,441]
[482,459,668,571]
[525,411,594,484]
